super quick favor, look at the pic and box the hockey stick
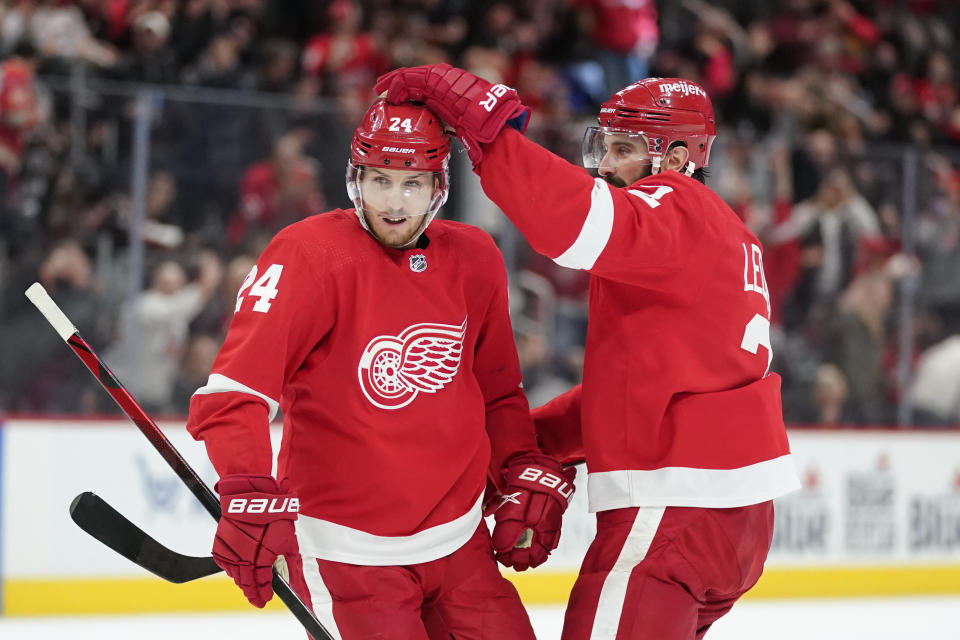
[25,283,333,640]
[70,491,222,583]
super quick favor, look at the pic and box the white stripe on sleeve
[192,373,280,421]
[553,178,615,270]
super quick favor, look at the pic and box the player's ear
[662,145,690,173]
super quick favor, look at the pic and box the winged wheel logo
[357,319,466,409]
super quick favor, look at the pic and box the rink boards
[1,419,959,615]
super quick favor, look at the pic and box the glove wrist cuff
[216,473,285,496]
[506,453,563,471]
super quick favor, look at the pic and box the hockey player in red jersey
[376,66,802,639]
[185,98,575,639]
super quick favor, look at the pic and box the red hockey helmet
[583,78,716,174]
[350,99,450,173]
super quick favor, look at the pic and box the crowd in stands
[0,0,958,428]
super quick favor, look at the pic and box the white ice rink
[1,597,958,639]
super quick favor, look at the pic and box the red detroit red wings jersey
[480,129,800,511]
[187,210,538,564]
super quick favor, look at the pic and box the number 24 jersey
[186,210,538,564]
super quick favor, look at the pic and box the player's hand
[490,454,575,571]
[213,474,299,608]
[374,63,531,168]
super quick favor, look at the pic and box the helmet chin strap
[685,161,696,177]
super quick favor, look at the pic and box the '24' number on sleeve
[236,264,283,313]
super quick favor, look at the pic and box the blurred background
[0,0,959,427]
[0,0,959,629]
[1,0,959,427]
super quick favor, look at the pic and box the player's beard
[362,207,429,248]
[601,161,652,188]
[603,174,628,188]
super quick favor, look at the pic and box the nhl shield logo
[409,254,427,273]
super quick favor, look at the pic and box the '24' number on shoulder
[236,264,283,313]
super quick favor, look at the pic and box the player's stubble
[363,208,427,248]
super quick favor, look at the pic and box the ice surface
[0,598,958,639]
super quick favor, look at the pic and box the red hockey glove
[490,455,575,571]
[213,474,299,608]
[374,63,531,168]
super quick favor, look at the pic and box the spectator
[803,362,852,426]
[178,35,260,223]
[909,333,960,427]
[0,240,104,411]
[244,38,299,94]
[915,50,957,141]
[0,54,41,179]
[916,158,960,334]
[300,0,389,99]
[572,0,658,98]
[184,34,244,88]
[227,130,323,246]
[61,170,183,254]
[824,265,895,425]
[190,253,257,339]
[767,167,881,319]
[170,0,229,69]
[105,251,223,413]
[19,0,119,68]
[111,11,177,84]
[240,38,303,159]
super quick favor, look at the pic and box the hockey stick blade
[70,492,221,583]
[27,283,333,640]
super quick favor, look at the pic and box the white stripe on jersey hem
[587,454,802,512]
[589,506,665,640]
[301,559,344,640]
[192,373,280,421]
[553,178,614,270]
[294,494,483,566]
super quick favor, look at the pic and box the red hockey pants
[561,502,775,640]
[285,523,535,640]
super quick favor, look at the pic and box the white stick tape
[25,282,78,341]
